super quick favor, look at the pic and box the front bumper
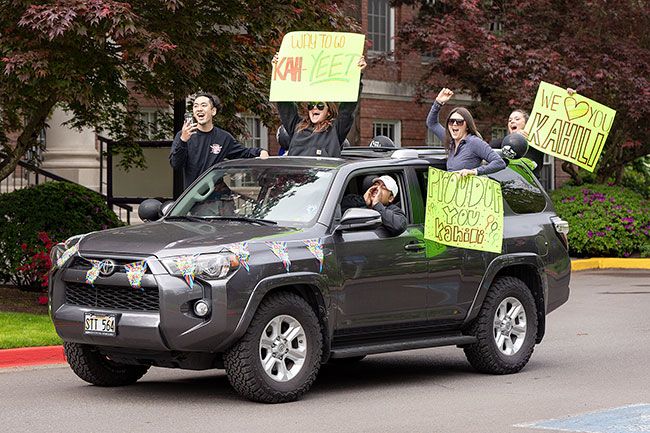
[50,254,243,352]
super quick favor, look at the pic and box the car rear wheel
[64,342,150,386]
[463,276,538,374]
[224,292,322,403]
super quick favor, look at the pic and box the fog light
[193,300,210,317]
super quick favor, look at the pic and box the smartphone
[184,112,197,127]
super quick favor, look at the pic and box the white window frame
[491,126,508,141]
[426,129,443,147]
[240,114,268,150]
[541,153,555,190]
[138,108,170,140]
[368,0,395,56]
[372,120,401,147]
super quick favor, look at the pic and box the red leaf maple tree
[397,0,649,183]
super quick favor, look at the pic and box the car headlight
[162,253,239,280]
[64,233,88,248]
[50,243,66,266]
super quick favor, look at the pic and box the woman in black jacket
[273,54,366,157]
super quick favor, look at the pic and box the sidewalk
[1,258,649,370]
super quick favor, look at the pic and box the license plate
[84,313,116,336]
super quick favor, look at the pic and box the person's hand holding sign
[358,56,367,71]
[455,168,478,177]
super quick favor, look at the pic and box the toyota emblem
[98,259,117,277]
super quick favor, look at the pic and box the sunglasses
[447,118,466,126]
[307,102,326,111]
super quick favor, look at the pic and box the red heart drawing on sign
[564,97,590,121]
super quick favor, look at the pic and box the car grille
[65,282,159,312]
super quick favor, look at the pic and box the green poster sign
[524,81,617,172]
[270,31,365,102]
[424,167,503,254]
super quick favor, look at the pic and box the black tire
[328,355,366,364]
[463,276,538,374]
[64,342,149,386]
[224,292,323,403]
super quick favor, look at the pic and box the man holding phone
[170,92,269,189]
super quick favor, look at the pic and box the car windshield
[168,166,335,226]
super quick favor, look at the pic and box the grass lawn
[0,311,62,349]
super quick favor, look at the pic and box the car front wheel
[224,292,323,403]
[64,342,150,386]
[463,276,538,374]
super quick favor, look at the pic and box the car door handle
[404,242,425,251]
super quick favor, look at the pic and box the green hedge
[0,181,123,289]
[550,184,650,258]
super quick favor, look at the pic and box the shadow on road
[65,350,503,403]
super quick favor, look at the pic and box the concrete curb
[0,345,65,369]
[572,258,650,271]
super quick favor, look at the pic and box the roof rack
[341,146,448,159]
[341,146,508,160]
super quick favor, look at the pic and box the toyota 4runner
[49,148,571,403]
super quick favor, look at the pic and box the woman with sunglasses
[273,54,366,157]
[426,88,505,177]
[489,88,576,179]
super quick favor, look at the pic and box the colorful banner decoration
[270,31,366,102]
[225,242,251,272]
[174,256,197,289]
[424,167,504,253]
[303,239,324,272]
[125,261,148,289]
[524,81,617,172]
[57,244,78,268]
[266,241,291,272]
[85,260,101,285]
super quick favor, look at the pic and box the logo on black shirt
[210,144,222,155]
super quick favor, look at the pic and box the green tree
[396,0,650,184]
[0,0,358,179]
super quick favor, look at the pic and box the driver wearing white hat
[341,174,407,236]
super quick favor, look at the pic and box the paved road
[1,270,648,433]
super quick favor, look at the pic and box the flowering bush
[0,181,124,290]
[551,184,650,258]
[16,232,54,289]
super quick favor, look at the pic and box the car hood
[77,220,308,257]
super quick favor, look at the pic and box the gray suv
[49,148,571,403]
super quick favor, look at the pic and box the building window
[491,126,508,141]
[540,154,555,191]
[240,115,268,150]
[138,109,171,140]
[489,20,504,34]
[373,121,401,146]
[426,129,443,147]
[368,0,394,54]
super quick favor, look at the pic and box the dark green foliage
[0,182,123,288]
[551,184,650,258]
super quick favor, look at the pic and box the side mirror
[138,199,163,222]
[161,200,175,216]
[335,208,382,232]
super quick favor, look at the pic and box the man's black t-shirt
[170,127,261,189]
